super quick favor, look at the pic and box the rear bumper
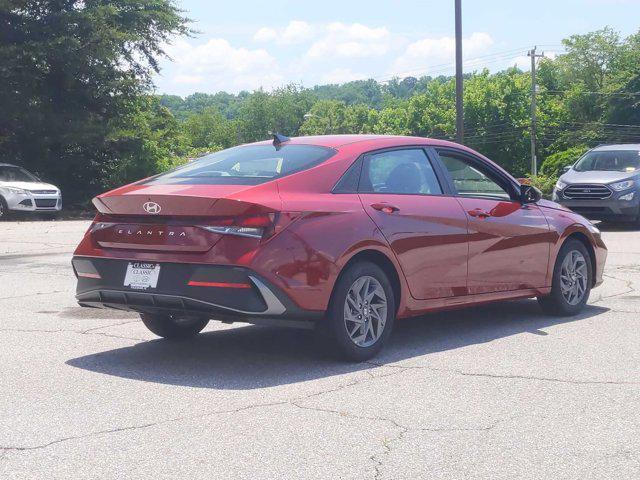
[72,257,321,326]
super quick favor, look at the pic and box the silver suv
[553,144,640,223]
[0,163,62,219]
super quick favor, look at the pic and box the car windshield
[574,150,640,172]
[0,165,39,182]
[145,144,336,185]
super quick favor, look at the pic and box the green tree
[605,31,640,130]
[0,0,189,201]
[299,100,348,135]
[463,68,530,175]
[540,145,590,177]
[102,97,191,190]
[183,107,237,150]
[558,27,621,92]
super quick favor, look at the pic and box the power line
[542,90,640,96]
[436,122,640,143]
[372,45,547,83]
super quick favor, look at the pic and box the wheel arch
[336,249,403,313]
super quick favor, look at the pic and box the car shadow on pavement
[66,299,608,389]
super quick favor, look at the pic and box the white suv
[0,163,62,219]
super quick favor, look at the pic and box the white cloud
[306,22,391,59]
[253,27,277,43]
[173,74,205,85]
[511,55,531,70]
[157,23,511,95]
[321,68,367,84]
[392,32,494,77]
[253,20,314,45]
[281,20,314,44]
[163,39,283,93]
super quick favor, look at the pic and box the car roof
[249,134,461,149]
[592,144,640,151]
[248,134,515,184]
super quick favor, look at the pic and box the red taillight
[72,258,102,279]
[78,272,101,279]
[239,214,275,228]
[199,213,299,241]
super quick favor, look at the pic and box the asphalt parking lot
[1,219,639,479]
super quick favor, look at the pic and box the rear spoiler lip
[92,197,112,214]
[91,194,282,218]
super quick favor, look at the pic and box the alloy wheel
[560,250,588,305]
[343,275,388,347]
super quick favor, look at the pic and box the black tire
[538,239,592,316]
[321,261,396,362]
[0,196,9,220]
[140,313,209,340]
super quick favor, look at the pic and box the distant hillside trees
[0,0,190,202]
[1,10,639,205]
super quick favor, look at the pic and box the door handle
[371,203,400,214]
[467,208,491,219]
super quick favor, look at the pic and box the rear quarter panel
[250,192,409,313]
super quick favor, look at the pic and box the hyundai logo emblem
[143,201,162,214]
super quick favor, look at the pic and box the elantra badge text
[117,229,186,237]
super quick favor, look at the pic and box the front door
[358,148,468,300]
[435,149,552,294]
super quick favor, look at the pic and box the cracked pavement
[1,220,639,479]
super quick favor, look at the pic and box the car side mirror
[562,165,571,173]
[520,185,542,204]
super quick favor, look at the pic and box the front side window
[145,144,336,185]
[359,149,443,195]
[0,166,38,182]
[437,151,511,200]
[574,150,640,172]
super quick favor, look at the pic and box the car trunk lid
[89,183,282,252]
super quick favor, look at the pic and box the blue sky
[154,0,640,96]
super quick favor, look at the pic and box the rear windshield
[574,150,640,172]
[0,165,38,182]
[145,144,336,185]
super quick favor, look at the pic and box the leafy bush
[540,146,589,177]
[526,174,558,198]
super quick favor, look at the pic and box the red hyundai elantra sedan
[72,135,607,360]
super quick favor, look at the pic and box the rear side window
[145,144,336,185]
[359,149,443,195]
[333,157,363,193]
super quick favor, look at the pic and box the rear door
[358,147,469,300]
[434,148,552,294]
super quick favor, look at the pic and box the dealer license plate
[124,262,160,290]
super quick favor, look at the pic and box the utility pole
[454,0,463,143]
[528,46,544,176]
